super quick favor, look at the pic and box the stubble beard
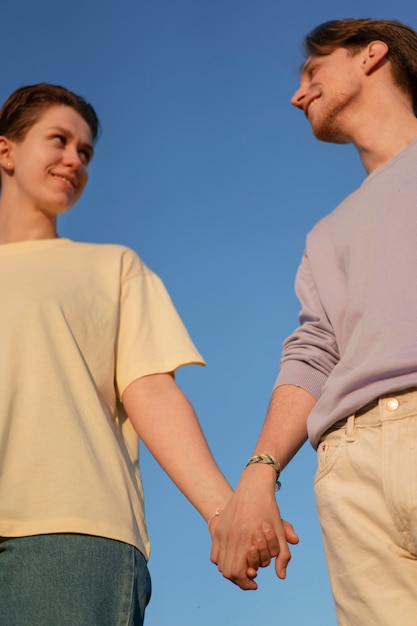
[311,92,357,144]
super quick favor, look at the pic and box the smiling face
[291,47,365,143]
[4,104,93,217]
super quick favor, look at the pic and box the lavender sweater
[275,139,417,448]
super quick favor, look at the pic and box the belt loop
[346,414,356,442]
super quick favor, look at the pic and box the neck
[348,93,417,173]
[0,225,57,244]
[0,193,58,244]
[355,123,417,174]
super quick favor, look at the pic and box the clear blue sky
[4,1,416,624]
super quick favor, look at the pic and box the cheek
[79,168,89,190]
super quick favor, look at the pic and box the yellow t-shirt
[0,238,205,559]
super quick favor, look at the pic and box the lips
[305,95,321,118]
[51,173,76,189]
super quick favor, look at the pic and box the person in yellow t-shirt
[0,83,295,625]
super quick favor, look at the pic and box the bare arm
[122,372,233,522]
[210,384,316,590]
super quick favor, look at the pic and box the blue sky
[4,1,416,624]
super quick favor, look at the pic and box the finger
[247,522,280,569]
[221,566,259,591]
[260,521,280,557]
[250,530,272,568]
[274,535,292,580]
[240,578,258,591]
[211,535,259,590]
[210,536,220,565]
[246,545,261,571]
[282,519,300,545]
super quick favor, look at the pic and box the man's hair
[0,83,100,143]
[304,19,417,115]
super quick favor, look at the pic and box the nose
[63,146,84,170]
[290,84,307,109]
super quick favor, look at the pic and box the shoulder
[306,186,362,246]
[68,241,152,278]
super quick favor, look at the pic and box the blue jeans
[0,534,151,626]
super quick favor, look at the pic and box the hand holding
[210,465,298,590]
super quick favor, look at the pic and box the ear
[0,136,14,170]
[362,40,389,75]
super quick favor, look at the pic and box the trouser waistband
[323,387,417,440]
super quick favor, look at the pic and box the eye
[78,148,92,165]
[52,134,66,145]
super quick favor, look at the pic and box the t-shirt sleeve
[115,250,205,398]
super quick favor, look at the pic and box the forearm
[252,383,316,468]
[122,373,232,521]
[238,383,315,494]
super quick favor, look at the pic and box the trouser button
[384,397,399,411]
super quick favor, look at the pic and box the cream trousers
[315,388,417,626]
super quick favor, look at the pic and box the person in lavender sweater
[211,18,417,625]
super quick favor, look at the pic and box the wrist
[242,461,278,491]
[245,453,282,491]
[207,506,224,533]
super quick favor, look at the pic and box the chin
[312,124,350,144]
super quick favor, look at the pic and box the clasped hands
[209,476,299,590]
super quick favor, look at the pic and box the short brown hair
[303,19,417,115]
[0,83,100,143]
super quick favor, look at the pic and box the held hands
[209,466,299,590]
[245,518,299,584]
